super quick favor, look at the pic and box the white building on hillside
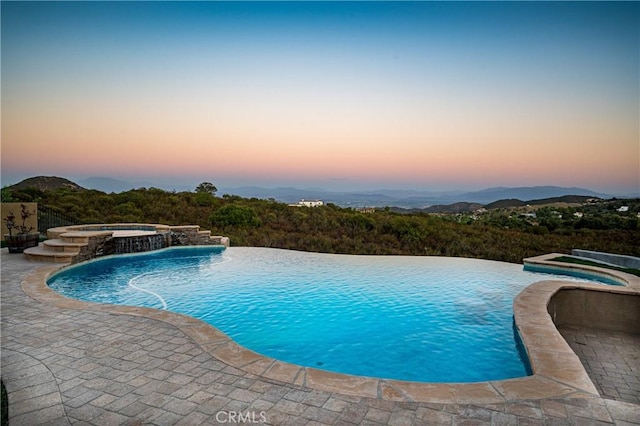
[289,199,324,208]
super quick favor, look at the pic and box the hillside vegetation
[3,179,638,264]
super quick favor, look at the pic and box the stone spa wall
[46,223,228,264]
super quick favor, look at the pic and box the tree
[195,182,217,196]
[210,204,261,228]
[1,187,13,202]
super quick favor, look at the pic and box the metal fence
[37,205,83,237]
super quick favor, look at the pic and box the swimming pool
[47,246,611,383]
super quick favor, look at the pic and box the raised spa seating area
[23,223,229,263]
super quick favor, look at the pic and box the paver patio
[559,326,640,405]
[2,249,639,425]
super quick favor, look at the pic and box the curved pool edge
[22,257,639,404]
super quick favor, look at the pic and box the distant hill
[456,186,608,204]
[5,176,86,192]
[484,199,527,209]
[424,202,484,213]
[485,195,599,210]
[394,195,601,214]
[79,177,148,193]
[390,202,484,214]
[527,195,599,206]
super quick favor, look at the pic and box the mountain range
[5,176,616,209]
[218,185,612,208]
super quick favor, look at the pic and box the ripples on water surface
[48,246,607,382]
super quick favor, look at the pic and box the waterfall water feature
[113,232,169,254]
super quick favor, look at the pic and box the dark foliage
[5,186,639,263]
[1,380,7,426]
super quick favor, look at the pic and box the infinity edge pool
[22,252,640,404]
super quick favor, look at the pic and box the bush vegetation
[6,185,639,264]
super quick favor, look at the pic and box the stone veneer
[25,223,229,264]
[19,251,640,404]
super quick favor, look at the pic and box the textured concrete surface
[2,249,640,425]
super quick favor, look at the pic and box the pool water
[48,246,609,383]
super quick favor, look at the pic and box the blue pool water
[48,246,611,383]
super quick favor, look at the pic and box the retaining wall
[571,249,640,269]
[548,288,640,334]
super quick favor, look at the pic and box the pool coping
[20,252,640,404]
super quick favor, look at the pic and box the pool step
[23,245,77,263]
[210,236,230,246]
[42,239,86,253]
[196,230,229,247]
[22,233,92,263]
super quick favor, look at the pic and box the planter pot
[4,233,40,253]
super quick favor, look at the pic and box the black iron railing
[37,205,83,237]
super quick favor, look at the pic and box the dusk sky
[2,1,639,194]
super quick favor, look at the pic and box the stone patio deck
[559,326,640,405]
[2,249,639,425]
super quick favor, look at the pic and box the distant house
[617,206,629,212]
[357,207,376,213]
[289,199,324,208]
[573,212,584,218]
